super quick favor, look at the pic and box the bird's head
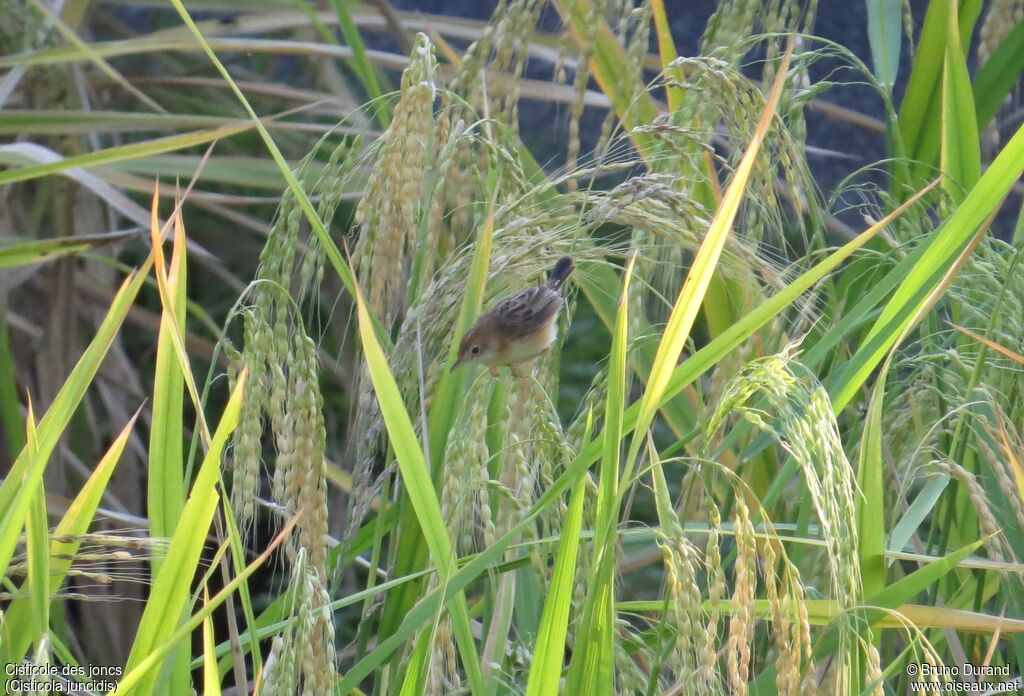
[453,324,499,369]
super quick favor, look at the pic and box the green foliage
[2,1,1023,695]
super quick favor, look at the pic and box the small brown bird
[454,256,574,376]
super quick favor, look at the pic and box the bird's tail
[546,256,574,290]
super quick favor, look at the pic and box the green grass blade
[149,191,212,448]
[897,0,947,161]
[565,254,636,696]
[148,198,192,692]
[397,625,434,696]
[1,411,138,664]
[116,518,297,695]
[889,475,949,555]
[352,274,485,696]
[0,231,140,270]
[149,206,188,546]
[626,45,793,469]
[524,455,589,696]
[830,123,1024,412]
[973,18,1024,130]
[122,371,247,695]
[0,262,150,580]
[897,0,977,171]
[23,408,48,657]
[939,2,980,200]
[856,358,891,689]
[857,371,887,602]
[866,0,902,90]
[0,125,251,186]
[202,591,223,696]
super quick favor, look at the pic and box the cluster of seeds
[440,386,492,554]
[656,506,715,692]
[426,617,460,695]
[344,34,444,552]
[221,86,364,696]
[353,33,438,330]
[270,333,329,573]
[726,494,758,696]
[933,460,1011,562]
[5,531,161,601]
[260,549,337,694]
[760,535,818,695]
[977,417,1024,543]
[711,347,861,609]
[704,346,865,689]
[451,0,545,130]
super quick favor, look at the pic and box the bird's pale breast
[491,315,559,366]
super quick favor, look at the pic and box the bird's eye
[471,346,481,355]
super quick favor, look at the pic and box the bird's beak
[452,354,464,370]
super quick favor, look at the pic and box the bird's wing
[492,286,562,339]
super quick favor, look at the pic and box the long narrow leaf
[122,371,247,694]
[0,125,250,186]
[23,405,48,656]
[626,44,794,470]
[0,260,151,580]
[149,191,188,545]
[115,517,298,695]
[565,254,636,696]
[352,277,485,695]
[866,0,902,90]
[0,230,141,270]
[832,121,1024,412]
[939,1,980,200]
[524,441,590,696]
[1,411,138,663]
[974,18,1024,130]
[149,189,210,447]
